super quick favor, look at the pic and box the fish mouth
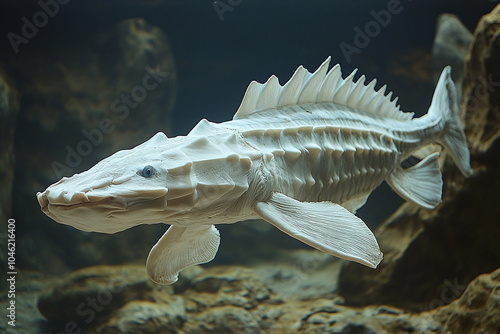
[37,191,49,211]
[37,191,127,213]
[37,188,170,233]
[36,190,131,233]
[37,188,170,212]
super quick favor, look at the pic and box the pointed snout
[37,190,90,207]
[37,186,170,212]
[36,191,48,209]
[36,188,127,213]
[36,174,132,210]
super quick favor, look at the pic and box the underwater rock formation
[0,271,49,334]
[35,264,500,333]
[10,18,176,273]
[432,13,473,98]
[433,268,500,334]
[36,264,275,334]
[37,265,163,322]
[337,5,500,310]
[461,4,500,155]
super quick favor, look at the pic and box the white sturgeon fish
[37,57,472,284]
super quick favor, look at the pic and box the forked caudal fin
[430,66,473,177]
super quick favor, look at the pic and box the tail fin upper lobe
[429,67,473,177]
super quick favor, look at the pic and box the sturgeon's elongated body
[37,58,472,284]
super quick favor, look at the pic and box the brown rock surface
[337,5,500,310]
[34,264,500,333]
[461,5,500,154]
[184,266,274,309]
[37,265,168,322]
[432,13,473,96]
[95,299,186,334]
[434,268,500,334]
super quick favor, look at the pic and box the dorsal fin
[233,57,413,121]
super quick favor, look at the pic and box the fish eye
[138,165,156,178]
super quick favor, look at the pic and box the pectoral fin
[146,224,220,285]
[254,193,383,268]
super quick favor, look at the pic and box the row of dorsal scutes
[233,57,413,121]
[254,125,396,163]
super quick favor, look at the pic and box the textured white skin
[37,57,472,284]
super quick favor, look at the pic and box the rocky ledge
[31,263,500,334]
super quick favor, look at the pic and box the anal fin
[254,193,383,268]
[146,224,220,285]
[342,193,370,213]
[387,152,443,209]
